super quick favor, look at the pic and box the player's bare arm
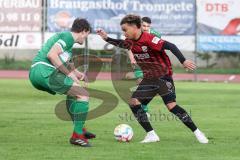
[74,69,86,81]
[67,62,86,81]
[47,44,80,84]
[128,50,136,64]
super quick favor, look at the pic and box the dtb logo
[205,3,228,12]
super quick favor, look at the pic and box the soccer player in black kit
[97,14,209,144]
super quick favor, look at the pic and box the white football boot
[194,129,209,144]
[140,130,160,143]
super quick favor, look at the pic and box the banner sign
[197,0,240,52]
[0,33,42,49]
[47,0,195,35]
[0,0,42,32]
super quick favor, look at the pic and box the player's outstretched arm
[162,41,196,71]
[182,60,196,71]
[163,41,186,64]
[96,28,131,49]
[128,50,136,64]
[96,28,108,40]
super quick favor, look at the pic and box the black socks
[130,105,153,132]
[170,105,197,132]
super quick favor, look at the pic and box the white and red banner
[197,0,240,52]
[0,33,42,49]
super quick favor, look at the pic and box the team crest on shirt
[141,46,148,52]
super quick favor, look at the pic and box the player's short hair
[120,14,141,28]
[142,17,152,24]
[71,18,91,33]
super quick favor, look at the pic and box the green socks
[142,104,149,112]
[67,96,89,134]
[134,68,143,79]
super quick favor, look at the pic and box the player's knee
[166,102,177,111]
[129,98,141,106]
[76,95,89,101]
[68,83,89,97]
[76,88,89,101]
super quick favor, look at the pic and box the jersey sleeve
[163,41,186,64]
[148,35,165,52]
[150,28,161,38]
[106,37,132,49]
[56,33,74,63]
[56,33,74,52]
[56,39,67,52]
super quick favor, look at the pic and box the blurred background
[0,0,239,82]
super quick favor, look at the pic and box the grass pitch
[0,79,239,160]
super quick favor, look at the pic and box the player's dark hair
[71,18,91,33]
[120,14,141,28]
[142,17,152,24]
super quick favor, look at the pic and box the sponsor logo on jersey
[134,53,150,59]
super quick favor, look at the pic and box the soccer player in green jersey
[29,18,95,147]
[128,17,162,115]
[141,16,161,38]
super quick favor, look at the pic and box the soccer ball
[114,124,133,142]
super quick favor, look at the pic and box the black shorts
[131,76,176,105]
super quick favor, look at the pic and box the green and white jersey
[33,31,74,66]
[149,28,161,38]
